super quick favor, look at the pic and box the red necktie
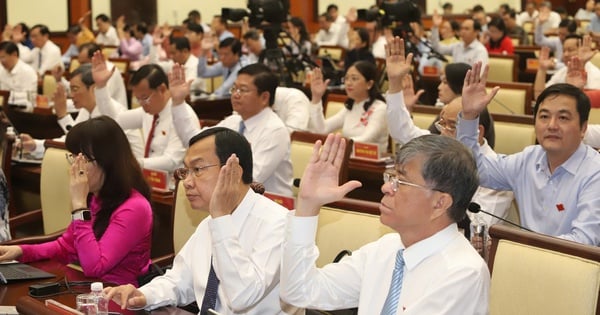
[144,114,159,158]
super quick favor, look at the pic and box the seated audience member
[105,127,301,314]
[280,133,489,313]
[575,0,595,20]
[0,116,153,285]
[286,17,312,58]
[366,20,387,59]
[385,37,512,226]
[588,0,600,35]
[502,9,528,45]
[439,20,460,45]
[116,17,143,61]
[184,22,204,57]
[484,16,514,55]
[170,63,293,196]
[133,22,152,57]
[197,37,247,97]
[517,1,539,26]
[243,30,264,64]
[0,170,9,241]
[343,28,375,73]
[187,9,211,35]
[534,16,577,68]
[308,61,389,154]
[211,15,234,42]
[0,41,37,98]
[95,14,119,46]
[92,52,193,173]
[28,24,63,76]
[472,5,490,32]
[61,20,95,67]
[458,61,600,246]
[408,21,444,76]
[314,13,348,48]
[19,65,143,159]
[430,11,489,68]
[2,22,32,60]
[534,34,600,98]
[149,36,204,96]
[442,2,453,15]
[272,87,311,133]
[537,1,561,34]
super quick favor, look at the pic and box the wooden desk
[189,97,232,120]
[346,157,392,203]
[4,260,192,314]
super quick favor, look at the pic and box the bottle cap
[91,282,104,292]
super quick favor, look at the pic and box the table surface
[2,259,193,314]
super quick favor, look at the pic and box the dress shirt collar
[535,142,588,176]
[241,107,273,134]
[9,59,25,75]
[401,223,459,271]
[230,187,255,227]
[463,39,480,50]
[154,98,173,118]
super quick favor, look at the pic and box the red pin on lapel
[556,204,565,211]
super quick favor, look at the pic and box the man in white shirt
[537,1,561,35]
[91,52,194,173]
[280,132,489,314]
[171,63,294,196]
[273,87,310,133]
[149,36,204,95]
[105,127,301,314]
[28,24,63,76]
[517,1,539,26]
[95,14,119,46]
[0,41,37,97]
[314,13,348,48]
[430,12,489,68]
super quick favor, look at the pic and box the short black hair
[238,63,278,106]
[136,22,148,34]
[0,41,19,57]
[31,24,50,36]
[534,83,590,127]
[319,13,334,22]
[442,2,453,10]
[188,10,201,19]
[79,42,101,59]
[559,19,578,34]
[506,8,518,19]
[186,23,204,34]
[189,127,253,184]
[472,5,485,13]
[70,64,94,88]
[130,64,169,89]
[243,30,261,41]
[564,33,583,43]
[16,23,29,37]
[219,37,242,56]
[95,14,110,22]
[170,36,190,51]
[327,4,338,12]
[68,24,82,35]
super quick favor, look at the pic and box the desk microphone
[467,202,533,232]
[293,178,301,188]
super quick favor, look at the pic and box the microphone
[467,202,533,232]
[491,97,516,114]
[293,178,301,188]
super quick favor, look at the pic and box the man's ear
[430,192,453,221]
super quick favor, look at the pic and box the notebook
[0,262,55,284]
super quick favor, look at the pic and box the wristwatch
[71,209,91,221]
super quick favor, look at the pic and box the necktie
[238,120,246,135]
[144,114,159,158]
[38,51,42,69]
[200,258,220,315]
[380,249,405,315]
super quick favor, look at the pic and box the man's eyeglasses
[65,153,95,165]
[174,164,218,180]
[434,118,457,133]
[383,172,436,192]
[137,91,155,104]
[229,86,255,96]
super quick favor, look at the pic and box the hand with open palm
[461,62,500,120]
[385,37,413,93]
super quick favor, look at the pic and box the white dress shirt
[517,10,539,26]
[273,87,310,133]
[16,43,33,64]
[584,124,600,148]
[281,218,490,314]
[171,104,294,196]
[309,99,389,154]
[139,189,301,314]
[372,36,387,59]
[31,40,63,75]
[149,45,205,93]
[315,23,348,48]
[61,60,128,106]
[386,91,514,225]
[96,26,120,46]
[95,86,189,172]
[0,59,38,94]
[430,27,489,68]
[546,61,600,89]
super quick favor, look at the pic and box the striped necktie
[238,120,246,135]
[380,249,405,315]
[200,258,220,315]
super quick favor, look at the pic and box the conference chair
[488,224,600,315]
[485,81,534,115]
[325,93,347,119]
[490,113,536,155]
[487,53,519,83]
[100,45,118,59]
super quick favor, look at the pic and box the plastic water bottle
[90,282,108,315]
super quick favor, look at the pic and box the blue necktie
[238,121,246,135]
[380,249,405,315]
[200,258,220,315]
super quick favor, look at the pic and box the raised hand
[537,7,549,24]
[152,26,163,45]
[578,35,597,64]
[168,63,191,106]
[51,65,64,82]
[385,37,413,93]
[461,62,500,120]
[565,56,587,90]
[538,46,555,71]
[53,83,68,118]
[104,285,147,310]
[78,10,91,26]
[402,74,424,112]
[209,154,244,218]
[432,9,443,28]
[69,153,90,210]
[296,134,362,216]
[91,51,115,88]
[309,67,330,104]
